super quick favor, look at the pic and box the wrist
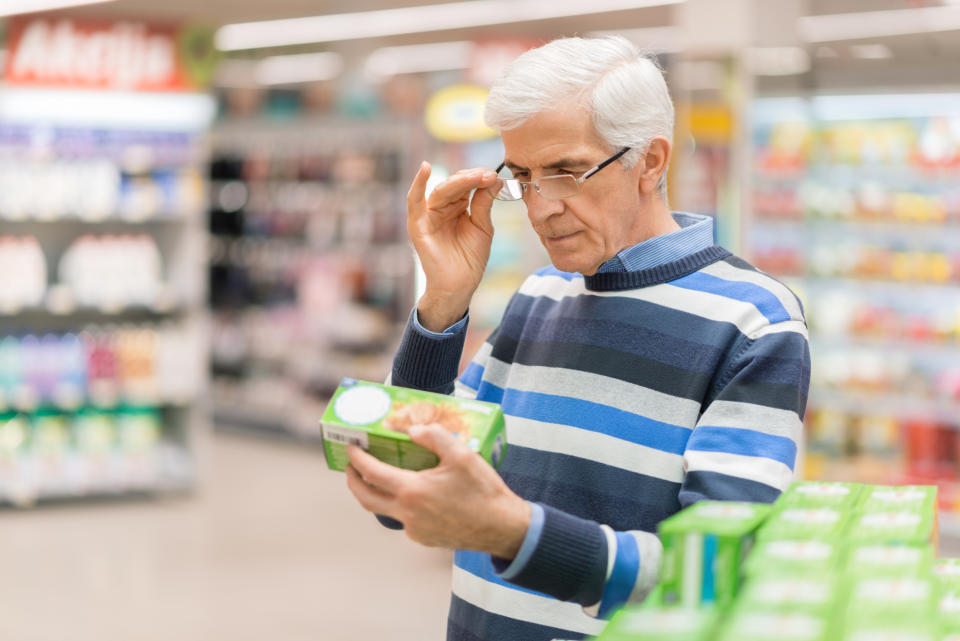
[490,496,532,560]
[417,293,470,333]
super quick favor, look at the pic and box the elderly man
[344,36,810,641]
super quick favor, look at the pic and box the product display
[207,118,418,438]
[0,83,210,504]
[0,406,190,506]
[593,481,950,641]
[749,96,960,525]
[658,501,772,608]
[0,236,46,311]
[320,378,506,472]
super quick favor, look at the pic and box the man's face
[500,102,647,276]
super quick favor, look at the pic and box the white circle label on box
[333,386,392,426]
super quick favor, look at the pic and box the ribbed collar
[583,245,731,291]
[597,212,715,274]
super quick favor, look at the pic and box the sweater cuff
[493,502,544,580]
[497,502,609,606]
[392,307,467,393]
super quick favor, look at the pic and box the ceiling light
[0,0,116,17]
[848,44,893,60]
[216,0,686,50]
[587,26,683,53]
[365,41,474,80]
[747,47,810,76]
[799,5,960,42]
[255,52,343,85]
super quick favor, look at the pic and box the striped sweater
[390,245,811,641]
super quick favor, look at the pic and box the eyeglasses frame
[491,146,631,201]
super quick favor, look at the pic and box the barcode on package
[323,425,369,449]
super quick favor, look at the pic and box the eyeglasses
[488,147,630,201]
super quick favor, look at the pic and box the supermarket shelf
[809,387,960,423]
[0,291,190,320]
[810,335,960,358]
[0,214,193,225]
[801,276,960,296]
[0,443,194,508]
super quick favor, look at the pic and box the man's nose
[524,189,565,223]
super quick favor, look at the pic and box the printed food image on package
[320,378,506,472]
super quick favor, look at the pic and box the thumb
[408,423,464,461]
[406,161,432,207]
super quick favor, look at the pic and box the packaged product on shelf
[31,409,71,493]
[859,485,938,514]
[841,620,939,641]
[716,610,830,641]
[940,587,960,635]
[756,506,848,541]
[320,379,506,472]
[116,406,161,487]
[847,506,937,546]
[846,543,934,577]
[658,501,772,608]
[845,575,938,618]
[777,481,864,508]
[935,559,960,589]
[0,412,31,502]
[72,408,119,490]
[735,574,840,615]
[590,606,718,641]
[742,538,844,577]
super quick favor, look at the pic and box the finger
[347,445,413,492]
[408,423,467,462]
[406,161,431,206]
[468,170,497,237]
[427,169,490,209]
[346,465,396,516]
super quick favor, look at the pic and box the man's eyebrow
[503,157,595,171]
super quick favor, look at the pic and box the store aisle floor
[0,431,453,641]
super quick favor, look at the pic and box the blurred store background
[1,0,960,639]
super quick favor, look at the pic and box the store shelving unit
[207,117,422,440]
[747,94,960,528]
[0,88,214,506]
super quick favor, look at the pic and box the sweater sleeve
[492,319,811,619]
[388,307,469,394]
[679,319,811,506]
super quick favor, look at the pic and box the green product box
[847,509,936,545]
[320,379,507,472]
[859,485,938,514]
[743,538,844,577]
[716,610,830,641]
[842,620,939,641]
[935,559,960,590]
[845,575,938,618]
[736,574,840,615]
[756,506,849,541]
[591,606,718,641]
[777,481,865,509]
[658,501,772,608]
[846,543,933,577]
[939,588,960,633]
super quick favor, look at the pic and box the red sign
[3,16,215,92]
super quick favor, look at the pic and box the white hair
[484,36,674,197]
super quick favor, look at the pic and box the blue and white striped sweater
[391,246,810,641]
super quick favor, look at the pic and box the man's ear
[638,137,671,196]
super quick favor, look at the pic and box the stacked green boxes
[937,559,960,637]
[658,501,772,608]
[594,607,719,641]
[320,378,506,471]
